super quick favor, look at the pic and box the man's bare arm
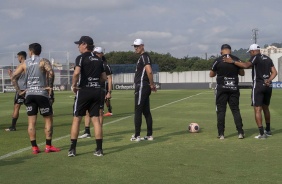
[41,58,54,88]
[11,63,25,94]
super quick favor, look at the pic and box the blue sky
[0,0,281,64]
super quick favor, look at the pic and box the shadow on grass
[0,155,33,167]
[104,128,187,155]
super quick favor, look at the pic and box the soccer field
[0,89,282,184]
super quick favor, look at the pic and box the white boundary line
[0,92,205,160]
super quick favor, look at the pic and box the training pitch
[0,89,282,184]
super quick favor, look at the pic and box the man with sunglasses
[130,39,156,142]
[68,36,107,157]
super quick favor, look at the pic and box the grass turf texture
[0,89,282,184]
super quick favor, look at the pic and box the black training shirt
[134,52,152,85]
[211,54,242,91]
[75,52,105,88]
[249,54,274,84]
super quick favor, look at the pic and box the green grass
[1,89,282,184]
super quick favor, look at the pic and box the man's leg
[229,92,244,135]
[142,90,153,137]
[216,91,227,137]
[254,106,265,136]
[134,89,143,138]
[43,115,60,153]
[6,103,21,131]
[28,115,40,154]
[78,111,91,138]
[262,105,271,132]
[92,116,104,156]
[68,116,83,156]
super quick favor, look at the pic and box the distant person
[210,44,245,140]
[11,43,60,154]
[78,46,113,139]
[130,39,156,142]
[68,36,107,157]
[5,51,27,131]
[224,44,277,139]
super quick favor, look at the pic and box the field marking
[0,91,206,160]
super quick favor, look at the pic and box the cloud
[129,31,172,39]
[0,8,24,19]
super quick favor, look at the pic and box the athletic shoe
[264,130,272,136]
[130,134,141,142]
[78,133,91,139]
[94,149,104,157]
[254,134,267,139]
[32,146,41,154]
[141,136,154,141]
[103,112,113,117]
[217,135,224,140]
[5,127,16,131]
[45,145,61,153]
[238,133,244,139]
[68,149,76,157]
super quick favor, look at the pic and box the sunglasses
[133,45,140,48]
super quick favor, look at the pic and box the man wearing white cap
[130,39,157,142]
[224,43,277,139]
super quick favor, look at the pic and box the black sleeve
[75,55,83,68]
[211,59,218,71]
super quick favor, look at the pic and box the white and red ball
[188,123,200,133]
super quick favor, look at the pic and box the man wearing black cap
[210,44,245,139]
[68,36,107,157]
[224,44,277,139]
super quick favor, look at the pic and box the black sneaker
[5,127,16,131]
[94,149,104,157]
[68,149,76,157]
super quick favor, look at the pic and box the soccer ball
[188,123,200,133]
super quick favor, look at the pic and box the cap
[94,47,104,54]
[132,39,144,46]
[74,36,94,45]
[247,44,260,53]
[221,44,231,50]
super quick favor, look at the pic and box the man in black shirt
[68,36,107,157]
[224,44,277,139]
[210,44,245,139]
[130,39,156,142]
[78,46,113,139]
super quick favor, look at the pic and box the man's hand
[264,79,271,86]
[8,69,12,77]
[222,55,235,63]
[105,91,111,99]
[150,84,157,92]
[45,87,53,97]
[71,86,80,94]
[18,90,26,96]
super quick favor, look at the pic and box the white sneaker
[264,130,272,136]
[141,136,154,141]
[78,133,91,139]
[254,134,267,139]
[238,133,245,139]
[130,134,141,142]
[218,135,224,140]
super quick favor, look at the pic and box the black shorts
[252,83,272,106]
[100,88,106,109]
[14,91,25,105]
[25,95,53,116]
[73,88,101,117]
